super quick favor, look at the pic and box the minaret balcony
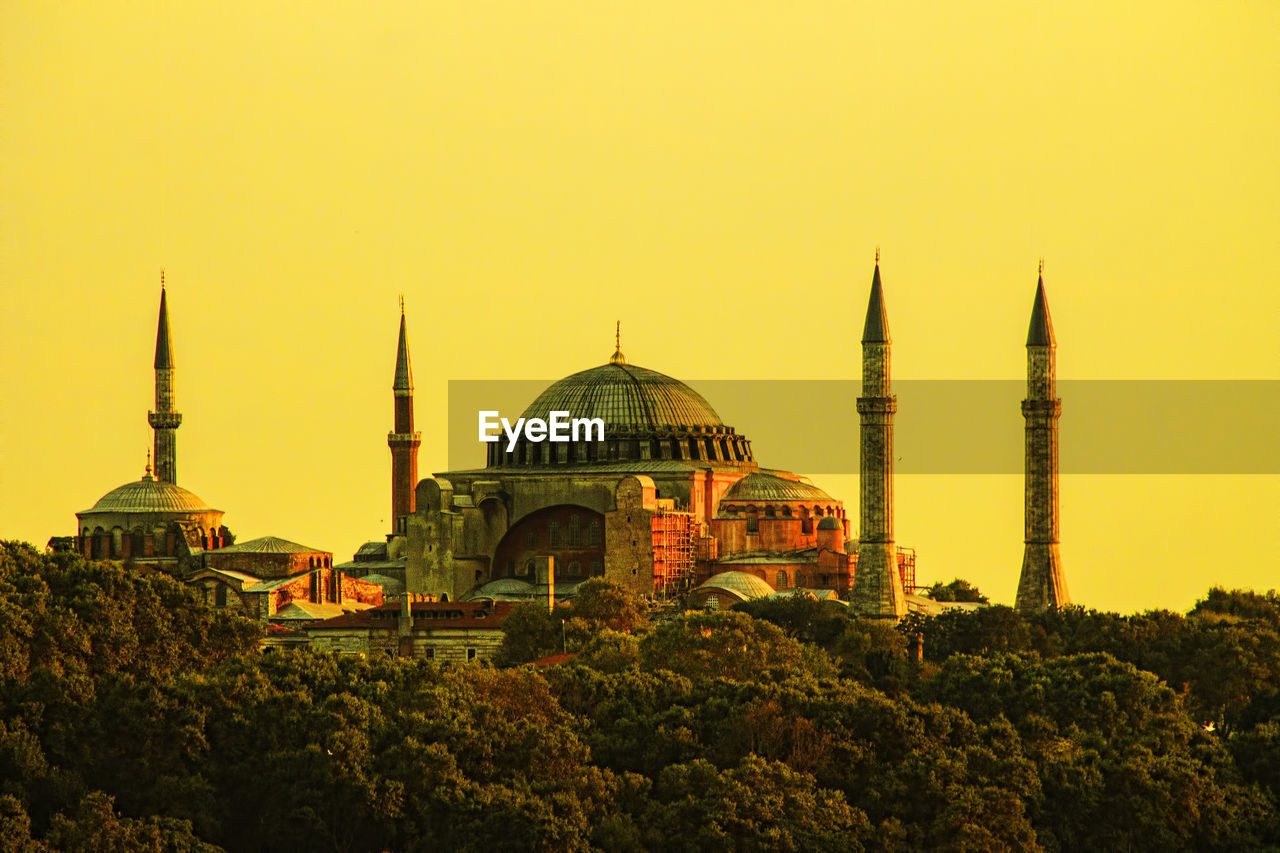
[148,411,183,428]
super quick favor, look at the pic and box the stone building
[342,266,934,610]
[187,536,384,624]
[74,279,232,569]
[69,278,383,626]
[305,599,516,662]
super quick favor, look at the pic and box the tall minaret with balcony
[851,254,906,619]
[1015,263,1070,614]
[148,272,182,484]
[388,300,422,533]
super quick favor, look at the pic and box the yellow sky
[2,2,1276,612]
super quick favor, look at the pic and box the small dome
[696,570,776,600]
[463,577,536,600]
[81,477,216,515]
[817,516,841,531]
[721,472,833,503]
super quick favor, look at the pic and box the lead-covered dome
[81,476,216,514]
[487,357,755,468]
[721,472,834,503]
[521,363,723,431]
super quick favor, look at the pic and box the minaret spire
[609,321,627,365]
[1016,264,1069,614]
[393,298,413,392]
[851,253,906,619]
[388,300,422,532]
[148,271,182,483]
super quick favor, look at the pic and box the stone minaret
[147,274,182,484]
[851,256,906,619]
[1015,265,1070,614]
[388,301,422,532]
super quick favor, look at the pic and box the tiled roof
[306,600,516,631]
[216,536,326,555]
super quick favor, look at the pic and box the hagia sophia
[59,259,1069,648]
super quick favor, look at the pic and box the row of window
[523,518,603,548]
[493,435,753,466]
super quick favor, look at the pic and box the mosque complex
[62,259,1070,627]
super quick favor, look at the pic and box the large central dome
[487,356,754,468]
[519,363,723,431]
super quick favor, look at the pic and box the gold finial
[609,321,627,365]
[399,293,405,314]
[160,268,166,290]
[875,246,880,265]
[144,448,153,480]
[1038,257,1044,277]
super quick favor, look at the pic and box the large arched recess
[492,504,606,581]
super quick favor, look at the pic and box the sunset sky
[2,1,1276,613]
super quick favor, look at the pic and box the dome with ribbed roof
[521,363,723,431]
[721,472,833,503]
[488,357,754,468]
[81,476,217,515]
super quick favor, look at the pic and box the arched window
[215,584,228,607]
[568,515,581,546]
[524,527,537,548]
[548,521,562,547]
[775,571,788,589]
[587,520,601,546]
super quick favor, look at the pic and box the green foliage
[571,578,648,633]
[900,604,1038,662]
[924,578,989,603]
[2,540,1278,851]
[639,610,834,681]
[493,601,572,666]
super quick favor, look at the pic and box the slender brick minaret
[851,254,906,619]
[388,301,422,533]
[1015,264,1070,614]
[148,273,182,484]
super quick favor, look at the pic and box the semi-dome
[487,351,754,467]
[81,476,217,515]
[721,472,834,504]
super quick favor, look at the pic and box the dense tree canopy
[1,540,1278,851]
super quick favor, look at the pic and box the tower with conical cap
[1015,264,1070,614]
[850,255,907,618]
[388,300,422,533]
[147,272,182,484]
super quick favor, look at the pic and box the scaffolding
[896,546,918,592]
[652,505,697,600]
